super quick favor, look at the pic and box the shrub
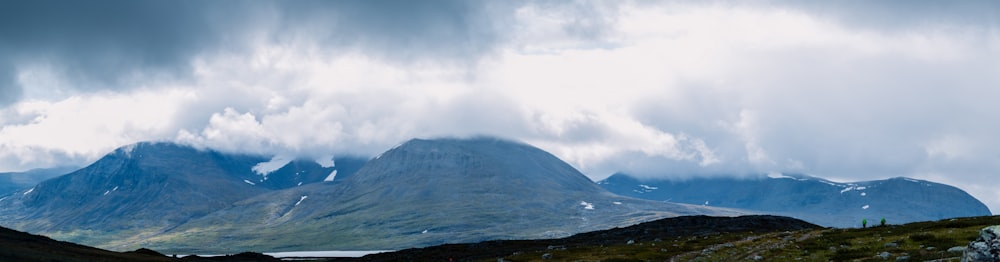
[909,233,937,242]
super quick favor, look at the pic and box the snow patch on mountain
[580,201,594,210]
[633,184,659,194]
[840,184,867,194]
[252,155,293,180]
[839,185,867,194]
[818,180,841,187]
[243,180,256,185]
[295,195,307,206]
[862,205,870,210]
[22,187,33,195]
[103,186,120,196]
[323,170,338,182]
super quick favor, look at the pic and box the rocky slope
[598,173,991,227]
[139,137,743,253]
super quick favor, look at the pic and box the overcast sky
[1,0,998,213]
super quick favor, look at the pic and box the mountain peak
[349,137,603,195]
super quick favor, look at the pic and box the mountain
[0,166,78,196]
[136,137,743,253]
[598,173,991,227]
[0,142,367,249]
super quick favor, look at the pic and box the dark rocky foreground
[0,224,281,262]
[0,225,170,262]
[334,215,821,262]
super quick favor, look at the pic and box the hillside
[340,215,819,261]
[599,173,991,227]
[0,166,77,196]
[0,225,171,262]
[341,215,1000,262]
[0,222,282,262]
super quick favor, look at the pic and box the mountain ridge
[598,172,991,227]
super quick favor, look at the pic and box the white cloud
[1,1,998,213]
[0,89,195,170]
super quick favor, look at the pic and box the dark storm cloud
[0,62,19,105]
[0,0,521,106]
[273,0,507,63]
[0,0,234,104]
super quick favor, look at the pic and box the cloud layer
[1,0,998,213]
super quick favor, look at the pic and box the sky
[1,0,998,213]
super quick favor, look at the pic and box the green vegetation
[495,215,1000,261]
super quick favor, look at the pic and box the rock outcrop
[963,225,1000,262]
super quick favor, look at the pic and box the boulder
[962,225,1000,262]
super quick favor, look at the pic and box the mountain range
[0,138,740,253]
[0,137,990,254]
[129,138,740,253]
[598,173,991,228]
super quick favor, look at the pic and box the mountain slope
[140,137,744,253]
[598,173,991,227]
[0,166,77,196]
[0,142,366,249]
